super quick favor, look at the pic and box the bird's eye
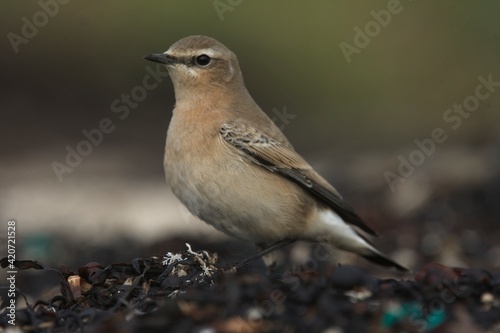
[195,54,211,67]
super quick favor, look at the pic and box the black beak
[144,53,176,64]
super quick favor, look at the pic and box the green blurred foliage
[1,0,499,155]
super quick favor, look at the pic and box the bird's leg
[257,242,277,270]
[235,238,296,269]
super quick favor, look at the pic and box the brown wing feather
[220,122,377,236]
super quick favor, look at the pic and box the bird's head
[145,35,245,101]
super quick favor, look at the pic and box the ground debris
[1,244,220,332]
[2,249,500,332]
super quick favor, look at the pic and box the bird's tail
[360,249,410,273]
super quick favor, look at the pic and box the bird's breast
[163,113,313,242]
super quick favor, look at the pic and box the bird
[144,35,408,272]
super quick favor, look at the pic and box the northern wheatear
[145,35,408,272]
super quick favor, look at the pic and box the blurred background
[1,1,499,276]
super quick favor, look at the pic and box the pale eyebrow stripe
[197,48,219,58]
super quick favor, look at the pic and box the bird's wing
[219,122,377,236]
